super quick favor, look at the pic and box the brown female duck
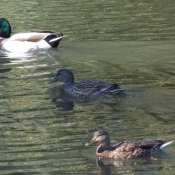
[85,130,173,159]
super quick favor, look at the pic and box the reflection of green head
[0,18,11,38]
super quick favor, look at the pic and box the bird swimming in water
[85,130,173,159]
[0,18,65,53]
[49,68,124,99]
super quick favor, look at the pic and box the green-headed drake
[49,68,124,99]
[85,130,173,159]
[0,18,65,53]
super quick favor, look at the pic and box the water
[0,0,175,174]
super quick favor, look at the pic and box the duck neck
[0,18,11,38]
[0,37,5,46]
[62,78,74,84]
[62,75,74,84]
[97,142,110,153]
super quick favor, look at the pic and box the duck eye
[97,134,104,137]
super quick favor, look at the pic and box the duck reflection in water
[96,158,141,175]
[96,157,171,175]
[48,68,125,110]
[49,86,75,110]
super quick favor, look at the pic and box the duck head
[0,18,11,38]
[49,68,75,84]
[85,130,110,148]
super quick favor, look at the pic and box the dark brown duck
[49,68,124,99]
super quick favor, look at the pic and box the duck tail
[160,140,173,151]
[49,33,66,43]
[45,33,65,47]
[110,84,124,94]
[111,88,125,93]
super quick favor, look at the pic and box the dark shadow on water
[0,68,12,74]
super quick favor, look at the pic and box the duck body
[61,80,122,99]
[86,131,173,159]
[0,37,39,53]
[0,18,64,53]
[49,69,124,99]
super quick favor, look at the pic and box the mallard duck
[0,18,65,53]
[49,68,124,99]
[85,130,173,159]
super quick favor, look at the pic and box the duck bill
[49,76,58,84]
[85,139,96,146]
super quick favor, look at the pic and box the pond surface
[0,0,175,174]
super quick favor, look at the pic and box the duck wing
[114,139,173,150]
[83,80,123,91]
[73,80,117,92]
[83,80,124,94]
[8,31,59,42]
[62,80,124,99]
[95,81,124,93]
[110,139,173,159]
[63,80,99,98]
[137,139,173,151]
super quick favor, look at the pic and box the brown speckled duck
[85,130,173,159]
[49,69,124,99]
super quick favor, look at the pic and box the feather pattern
[49,69,124,99]
[0,18,64,53]
[86,131,173,159]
